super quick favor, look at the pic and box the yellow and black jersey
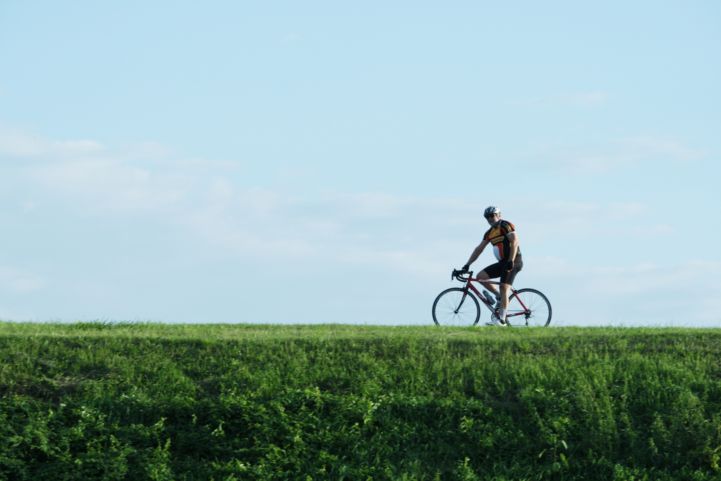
[483,219,520,261]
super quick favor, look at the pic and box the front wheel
[432,288,481,326]
[506,288,552,327]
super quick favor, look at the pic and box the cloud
[0,127,196,214]
[509,199,659,249]
[510,90,609,108]
[0,128,53,157]
[531,200,646,219]
[0,126,104,158]
[621,136,706,162]
[4,127,717,325]
[535,257,703,294]
[586,261,721,297]
[0,127,249,221]
[182,187,474,278]
[529,257,721,325]
[0,266,46,294]
[0,306,31,321]
[3,131,459,275]
[562,91,608,106]
[0,129,672,277]
[2,129,667,281]
[29,157,190,213]
[524,136,707,175]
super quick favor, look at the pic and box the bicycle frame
[460,275,531,320]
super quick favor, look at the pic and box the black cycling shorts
[483,255,523,285]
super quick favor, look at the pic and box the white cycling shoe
[485,315,508,327]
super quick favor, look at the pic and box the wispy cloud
[510,90,609,108]
[0,266,46,294]
[524,135,707,175]
[531,257,721,325]
[621,136,706,162]
[29,157,190,213]
[0,127,199,214]
[3,127,716,324]
[0,126,104,158]
[1,128,471,278]
[3,128,667,276]
[182,187,475,278]
[534,257,713,294]
[510,199,656,247]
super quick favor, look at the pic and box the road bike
[432,269,552,327]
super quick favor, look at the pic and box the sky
[1,1,720,326]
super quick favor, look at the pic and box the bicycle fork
[454,290,470,314]
[454,286,495,314]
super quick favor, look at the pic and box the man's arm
[506,232,519,269]
[464,239,489,269]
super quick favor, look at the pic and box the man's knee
[476,270,490,280]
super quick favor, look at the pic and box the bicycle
[432,269,552,327]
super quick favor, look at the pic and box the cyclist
[461,206,523,326]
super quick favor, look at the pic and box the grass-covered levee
[1,322,721,480]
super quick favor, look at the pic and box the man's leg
[500,283,510,309]
[476,271,500,297]
[495,283,510,323]
[499,258,522,320]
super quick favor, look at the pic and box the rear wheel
[432,288,481,326]
[506,288,552,327]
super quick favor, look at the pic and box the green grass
[1,322,721,480]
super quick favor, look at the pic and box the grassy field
[1,322,721,480]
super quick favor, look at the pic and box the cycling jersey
[483,220,520,261]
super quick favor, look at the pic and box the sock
[498,308,507,322]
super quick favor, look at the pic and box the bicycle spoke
[432,288,480,326]
[506,288,552,327]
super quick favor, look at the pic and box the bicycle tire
[507,288,552,327]
[432,287,481,326]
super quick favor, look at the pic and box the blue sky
[1,1,720,325]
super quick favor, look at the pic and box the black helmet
[484,206,500,218]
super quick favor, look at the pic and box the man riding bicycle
[461,206,523,326]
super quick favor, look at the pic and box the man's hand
[505,259,514,271]
[462,264,470,272]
